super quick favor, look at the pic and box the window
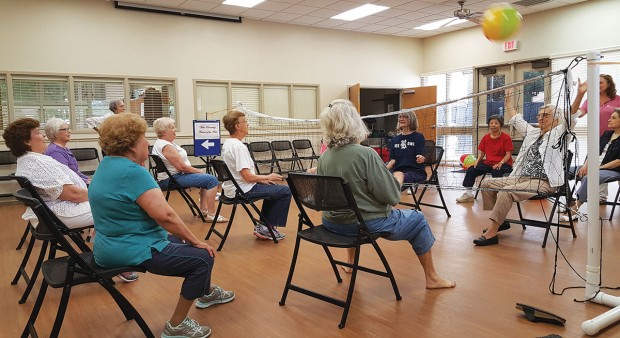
[0,76,7,131]
[194,80,319,121]
[422,69,474,161]
[552,50,620,164]
[0,72,176,132]
[12,77,70,127]
[73,78,124,129]
[129,80,176,126]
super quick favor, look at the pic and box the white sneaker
[406,189,413,195]
[560,214,578,222]
[456,192,475,203]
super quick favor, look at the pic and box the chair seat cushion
[42,251,146,288]
[298,225,386,247]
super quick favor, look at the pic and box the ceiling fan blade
[466,12,484,24]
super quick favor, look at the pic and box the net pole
[581,50,620,336]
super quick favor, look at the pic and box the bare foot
[340,266,352,274]
[426,277,456,289]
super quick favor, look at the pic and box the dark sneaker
[161,317,211,338]
[254,225,285,240]
[195,285,235,309]
[482,221,511,233]
[117,271,139,283]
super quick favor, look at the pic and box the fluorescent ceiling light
[331,4,389,21]
[413,18,468,30]
[223,0,265,8]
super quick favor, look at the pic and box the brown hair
[602,74,617,99]
[222,110,245,135]
[2,118,40,157]
[99,113,147,156]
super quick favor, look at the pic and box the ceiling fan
[441,0,484,27]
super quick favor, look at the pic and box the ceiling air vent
[513,0,551,7]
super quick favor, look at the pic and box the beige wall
[0,0,422,137]
[421,0,620,74]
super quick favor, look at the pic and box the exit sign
[503,40,519,52]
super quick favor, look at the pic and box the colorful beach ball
[481,3,522,42]
[460,154,476,169]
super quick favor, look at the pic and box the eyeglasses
[59,128,71,132]
[536,113,550,119]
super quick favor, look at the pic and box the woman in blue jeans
[317,99,455,289]
[90,113,234,337]
[220,110,292,240]
[152,117,227,223]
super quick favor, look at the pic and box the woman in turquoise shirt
[89,113,234,338]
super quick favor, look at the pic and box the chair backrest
[210,159,246,196]
[71,148,100,162]
[180,144,195,157]
[512,139,524,156]
[0,150,18,165]
[271,140,294,153]
[424,145,443,166]
[149,154,173,178]
[286,173,362,217]
[292,139,315,153]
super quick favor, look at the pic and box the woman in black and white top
[562,108,620,221]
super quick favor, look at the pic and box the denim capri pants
[159,173,219,191]
[322,208,435,256]
[140,235,214,300]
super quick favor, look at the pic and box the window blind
[73,78,124,130]
[129,81,176,126]
[196,83,228,120]
[293,86,317,119]
[0,76,7,131]
[12,77,70,127]
[263,85,289,118]
[231,84,260,113]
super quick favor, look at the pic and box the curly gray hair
[320,99,369,149]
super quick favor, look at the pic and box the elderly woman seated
[3,118,93,230]
[43,117,90,184]
[474,91,579,246]
[317,99,455,289]
[152,117,226,223]
[386,111,427,186]
[89,113,234,336]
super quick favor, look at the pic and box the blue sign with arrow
[193,120,221,156]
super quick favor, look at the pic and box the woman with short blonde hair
[91,113,235,336]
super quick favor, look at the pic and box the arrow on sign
[201,140,215,149]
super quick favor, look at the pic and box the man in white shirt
[85,99,125,133]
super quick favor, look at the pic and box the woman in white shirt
[152,117,226,223]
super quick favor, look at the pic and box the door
[401,86,437,142]
[348,83,360,113]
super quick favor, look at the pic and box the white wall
[421,0,620,74]
[0,0,423,136]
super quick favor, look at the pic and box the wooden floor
[3,184,620,337]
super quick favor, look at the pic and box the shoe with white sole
[456,192,475,203]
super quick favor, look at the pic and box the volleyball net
[229,64,584,194]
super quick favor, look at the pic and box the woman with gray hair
[152,117,226,223]
[317,99,455,289]
[474,89,579,246]
[385,110,427,186]
[43,118,90,184]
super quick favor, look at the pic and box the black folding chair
[149,154,207,223]
[504,150,577,248]
[205,160,279,250]
[13,189,152,338]
[0,150,18,199]
[270,140,300,174]
[248,141,279,174]
[180,144,214,175]
[292,139,320,170]
[8,175,92,304]
[71,147,100,175]
[401,145,451,217]
[474,139,524,199]
[280,173,401,329]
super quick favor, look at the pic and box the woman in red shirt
[456,114,514,203]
